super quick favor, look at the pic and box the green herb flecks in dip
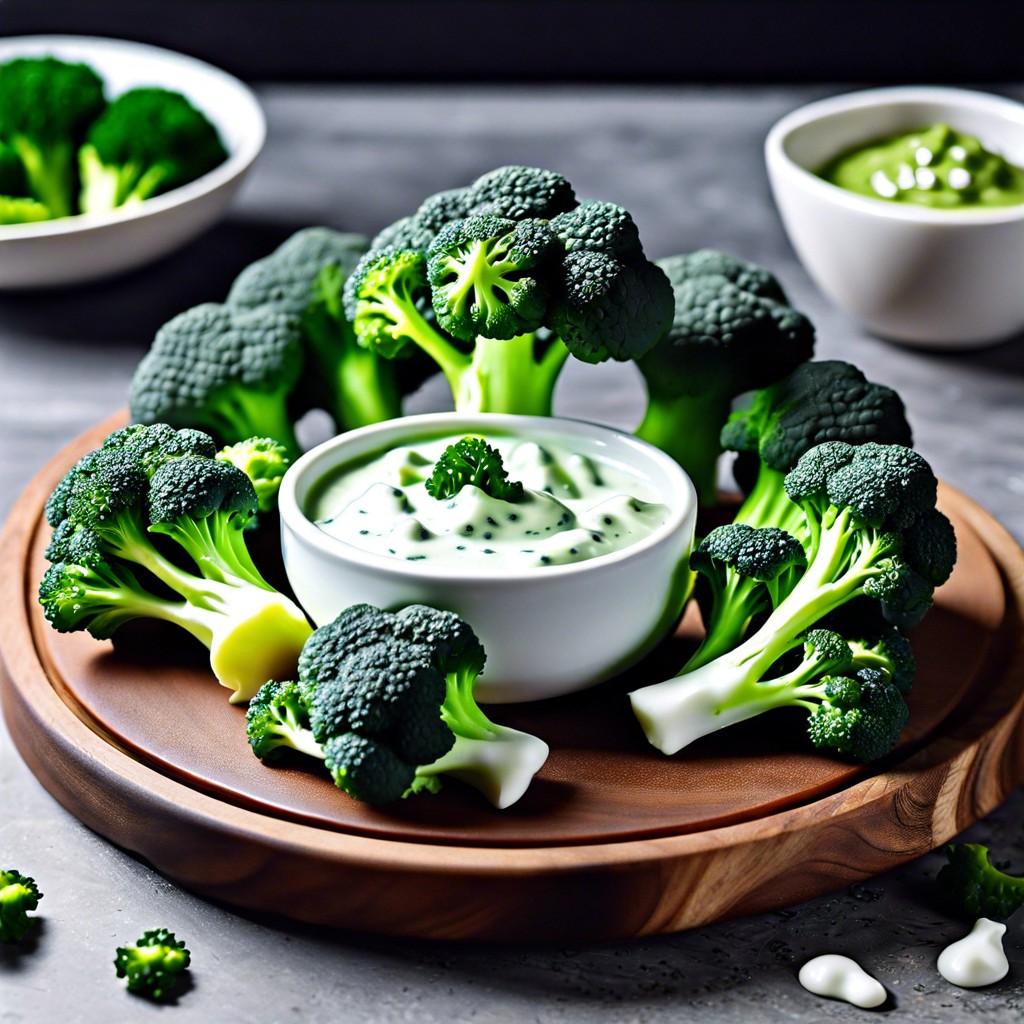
[819,123,1024,208]
[309,431,669,568]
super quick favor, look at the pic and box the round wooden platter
[3,414,1024,943]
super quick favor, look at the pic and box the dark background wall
[2,0,1022,84]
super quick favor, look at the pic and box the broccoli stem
[686,572,772,672]
[334,344,402,428]
[732,464,807,538]
[631,507,890,754]
[13,137,74,218]
[456,333,567,414]
[149,515,272,591]
[204,391,302,461]
[634,391,731,505]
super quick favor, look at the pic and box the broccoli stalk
[114,928,191,1000]
[629,442,956,759]
[0,869,42,943]
[937,844,1024,920]
[247,604,548,809]
[634,250,815,504]
[343,166,673,416]
[39,424,311,703]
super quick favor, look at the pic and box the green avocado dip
[818,123,1024,208]
[308,431,669,569]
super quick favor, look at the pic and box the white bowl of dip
[765,86,1024,347]
[279,413,697,703]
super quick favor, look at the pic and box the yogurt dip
[307,430,670,570]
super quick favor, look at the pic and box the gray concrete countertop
[2,84,1023,1023]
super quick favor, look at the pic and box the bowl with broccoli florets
[279,412,698,703]
[0,35,265,288]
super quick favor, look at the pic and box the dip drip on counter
[818,123,1024,208]
[309,432,669,568]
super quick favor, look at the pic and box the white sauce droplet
[798,954,887,1008]
[915,167,937,190]
[915,146,933,167]
[937,918,1009,988]
[948,167,973,190]
[897,163,917,190]
[950,144,968,161]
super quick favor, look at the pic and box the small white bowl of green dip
[766,86,1024,347]
[279,413,697,703]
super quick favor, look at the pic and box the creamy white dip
[308,431,669,569]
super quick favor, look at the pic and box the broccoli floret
[629,442,955,757]
[424,435,524,502]
[78,87,226,213]
[216,436,289,514]
[634,250,815,505]
[129,303,305,460]
[114,928,191,1000]
[247,604,549,808]
[343,165,673,416]
[937,844,1024,920]
[686,523,807,669]
[722,360,914,538]
[227,227,419,430]
[0,869,42,943]
[39,423,311,703]
[0,56,106,217]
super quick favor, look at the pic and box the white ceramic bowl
[766,86,1024,348]
[0,36,265,288]
[279,413,698,704]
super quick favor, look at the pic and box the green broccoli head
[424,435,524,503]
[344,166,672,416]
[630,440,948,759]
[129,303,305,459]
[0,868,43,943]
[937,844,1024,920]
[216,437,290,514]
[79,86,227,213]
[254,603,547,808]
[40,423,311,701]
[113,928,191,1000]
[634,249,814,504]
[807,667,910,761]
[228,226,369,316]
[0,55,106,217]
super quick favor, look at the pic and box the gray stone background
[2,84,1023,1023]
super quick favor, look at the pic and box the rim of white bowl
[279,413,697,584]
[765,85,1024,225]
[0,35,266,241]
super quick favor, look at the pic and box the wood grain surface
[2,414,1023,942]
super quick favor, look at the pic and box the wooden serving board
[2,414,1024,942]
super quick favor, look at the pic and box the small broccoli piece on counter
[722,359,914,539]
[216,436,290,514]
[0,869,43,943]
[634,249,815,504]
[39,423,312,702]
[78,87,226,213]
[0,55,106,217]
[937,844,1024,921]
[247,604,549,809]
[425,436,524,503]
[114,928,191,1000]
[629,441,956,758]
[129,302,305,460]
[227,227,423,430]
[343,165,673,415]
